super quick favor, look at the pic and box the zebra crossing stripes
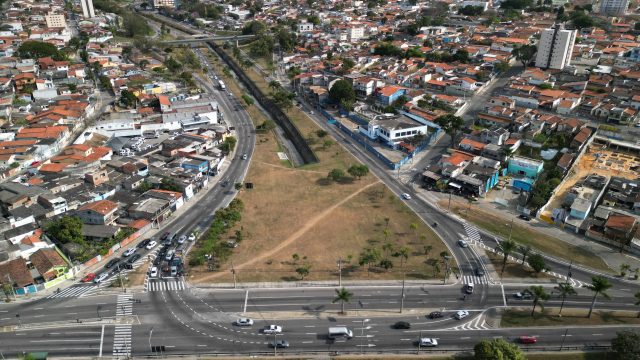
[46,284,101,299]
[113,294,133,358]
[462,275,490,285]
[450,314,490,331]
[463,222,482,243]
[147,279,186,292]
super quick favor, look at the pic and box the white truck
[328,326,353,339]
[218,80,226,91]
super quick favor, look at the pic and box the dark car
[127,254,142,264]
[160,232,171,241]
[475,267,485,276]
[392,321,411,329]
[428,311,443,319]
[269,340,289,348]
[105,258,120,269]
[518,214,531,221]
[138,238,152,249]
[153,257,162,266]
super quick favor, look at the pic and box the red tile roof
[79,199,117,216]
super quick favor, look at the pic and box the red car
[519,336,537,344]
[81,273,96,283]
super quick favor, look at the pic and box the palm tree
[393,246,410,269]
[529,285,549,317]
[586,276,612,318]
[423,245,433,258]
[556,283,577,317]
[333,287,353,315]
[520,245,532,264]
[635,291,640,318]
[497,239,517,275]
[268,80,281,92]
[409,223,418,242]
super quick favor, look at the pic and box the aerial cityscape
[0,0,639,358]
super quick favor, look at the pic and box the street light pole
[560,328,569,351]
[507,218,514,242]
[231,261,236,289]
[417,330,422,355]
[565,260,573,285]
[400,269,406,313]
[337,259,342,288]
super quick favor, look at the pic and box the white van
[328,326,353,339]
[465,283,474,294]
[165,249,175,261]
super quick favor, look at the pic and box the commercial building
[599,0,629,16]
[45,13,66,28]
[80,0,95,18]
[153,0,180,9]
[534,25,576,70]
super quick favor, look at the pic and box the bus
[218,80,226,91]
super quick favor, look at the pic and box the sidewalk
[16,156,236,302]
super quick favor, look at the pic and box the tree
[519,245,531,264]
[392,246,410,269]
[292,253,300,264]
[529,285,549,316]
[527,253,547,274]
[423,245,433,258]
[611,331,640,360]
[556,283,577,317]
[18,41,65,60]
[295,264,310,280]
[119,89,138,108]
[497,239,517,275]
[359,247,381,275]
[333,287,353,314]
[44,216,84,245]
[272,90,295,112]
[138,59,149,70]
[347,164,369,180]
[499,0,533,9]
[435,114,465,149]
[268,80,281,92]
[328,168,345,182]
[474,338,525,360]
[621,263,631,277]
[241,94,254,107]
[513,44,537,68]
[328,79,356,104]
[586,276,612,318]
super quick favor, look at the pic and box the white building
[153,0,178,8]
[348,27,365,43]
[80,0,95,18]
[45,13,66,28]
[358,112,430,146]
[297,22,314,33]
[535,25,576,70]
[599,0,629,16]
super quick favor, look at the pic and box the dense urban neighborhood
[0,0,639,358]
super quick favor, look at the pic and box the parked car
[93,272,109,283]
[401,193,411,200]
[150,267,158,277]
[188,233,196,242]
[160,232,171,241]
[105,258,120,269]
[270,340,289,348]
[518,214,531,221]
[458,239,469,248]
[81,273,96,283]
[518,336,537,344]
[454,310,470,320]
[392,321,411,329]
[146,240,158,250]
[475,267,485,276]
[419,338,438,347]
[122,248,136,257]
[127,254,142,264]
[263,325,282,334]
[170,266,178,276]
[428,311,443,319]
[234,318,254,326]
[138,238,152,249]
[178,235,187,244]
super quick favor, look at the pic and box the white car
[188,233,196,242]
[93,272,109,283]
[146,240,158,250]
[150,266,158,277]
[457,239,469,248]
[419,338,438,347]
[401,193,412,200]
[123,248,136,257]
[234,318,254,326]
[455,310,470,320]
[178,235,187,244]
[263,325,282,334]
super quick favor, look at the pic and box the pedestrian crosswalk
[462,275,490,285]
[113,294,133,358]
[449,313,490,331]
[146,278,186,292]
[463,222,482,243]
[46,284,101,299]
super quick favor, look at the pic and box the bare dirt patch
[189,49,446,283]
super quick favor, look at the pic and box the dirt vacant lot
[189,50,446,283]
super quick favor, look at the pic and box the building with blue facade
[377,86,407,106]
[180,158,209,173]
[507,156,544,179]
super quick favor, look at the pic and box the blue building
[507,156,544,179]
[181,158,209,173]
[377,86,407,106]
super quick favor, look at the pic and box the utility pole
[400,269,406,313]
[417,330,422,355]
[447,192,452,212]
[507,218,514,242]
[565,260,573,285]
[118,264,125,293]
[337,259,342,287]
[560,328,569,351]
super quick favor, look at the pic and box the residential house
[29,247,67,282]
[76,199,118,225]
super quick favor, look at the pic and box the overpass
[160,34,256,45]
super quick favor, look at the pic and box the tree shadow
[280,276,298,281]
[316,178,333,186]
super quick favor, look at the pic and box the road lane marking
[592,333,604,336]
[501,284,507,307]
[461,337,471,339]
[302,341,313,344]
[305,333,316,335]
[30,339,98,343]
[99,325,104,357]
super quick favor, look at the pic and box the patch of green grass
[448,202,612,273]
[501,308,640,327]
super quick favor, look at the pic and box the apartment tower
[80,0,95,18]
[534,24,576,70]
